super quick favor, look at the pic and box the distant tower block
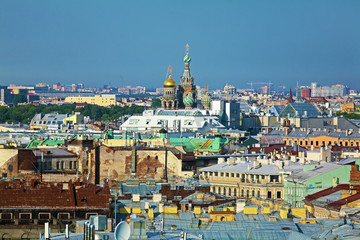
[162,65,178,109]
[178,44,197,109]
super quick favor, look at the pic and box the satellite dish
[114,221,130,240]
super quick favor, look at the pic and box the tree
[13,94,27,106]
[151,98,162,109]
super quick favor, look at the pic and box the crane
[246,81,274,95]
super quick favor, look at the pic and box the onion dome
[183,54,191,63]
[163,75,177,88]
[163,65,177,88]
[201,92,212,107]
[183,44,191,63]
[183,94,195,106]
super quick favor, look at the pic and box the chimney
[45,222,50,240]
[285,128,290,135]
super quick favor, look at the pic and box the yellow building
[341,102,360,113]
[200,160,285,201]
[63,112,84,125]
[64,94,119,107]
[283,128,360,149]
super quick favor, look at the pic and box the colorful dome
[201,93,212,106]
[183,94,195,106]
[183,54,191,63]
[163,75,177,88]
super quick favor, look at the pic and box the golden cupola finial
[163,64,177,88]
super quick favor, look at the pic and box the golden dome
[163,76,177,88]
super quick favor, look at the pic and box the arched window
[61,161,65,169]
[56,161,60,170]
[69,161,72,169]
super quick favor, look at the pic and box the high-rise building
[310,82,349,97]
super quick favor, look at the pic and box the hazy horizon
[1,0,359,90]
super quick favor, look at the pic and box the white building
[120,109,224,133]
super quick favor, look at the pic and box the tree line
[0,104,145,123]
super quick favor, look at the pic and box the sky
[1,0,360,90]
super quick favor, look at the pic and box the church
[161,44,211,110]
[120,45,223,133]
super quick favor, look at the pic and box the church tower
[178,44,197,109]
[162,65,178,109]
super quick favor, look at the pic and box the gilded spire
[168,64,172,77]
[186,44,189,55]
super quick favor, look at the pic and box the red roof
[0,180,111,210]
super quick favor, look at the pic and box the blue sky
[1,0,359,90]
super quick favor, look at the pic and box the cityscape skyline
[1,0,360,89]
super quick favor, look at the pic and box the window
[257,191,260,197]
[56,161,60,170]
[74,161,77,169]
[267,191,272,199]
[58,213,70,220]
[61,161,65,169]
[147,168,150,173]
[262,175,265,180]
[231,173,234,178]
[277,191,281,199]
[252,190,255,196]
[223,188,226,195]
[69,161,72,169]
[229,188,232,196]
[38,213,51,220]
[246,190,249,197]
[155,168,158,172]
[226,173,229,177]
[241,189,244,197]
[316,141,319,146]
[234,189,237,196]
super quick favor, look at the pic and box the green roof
[170,137,229,153]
